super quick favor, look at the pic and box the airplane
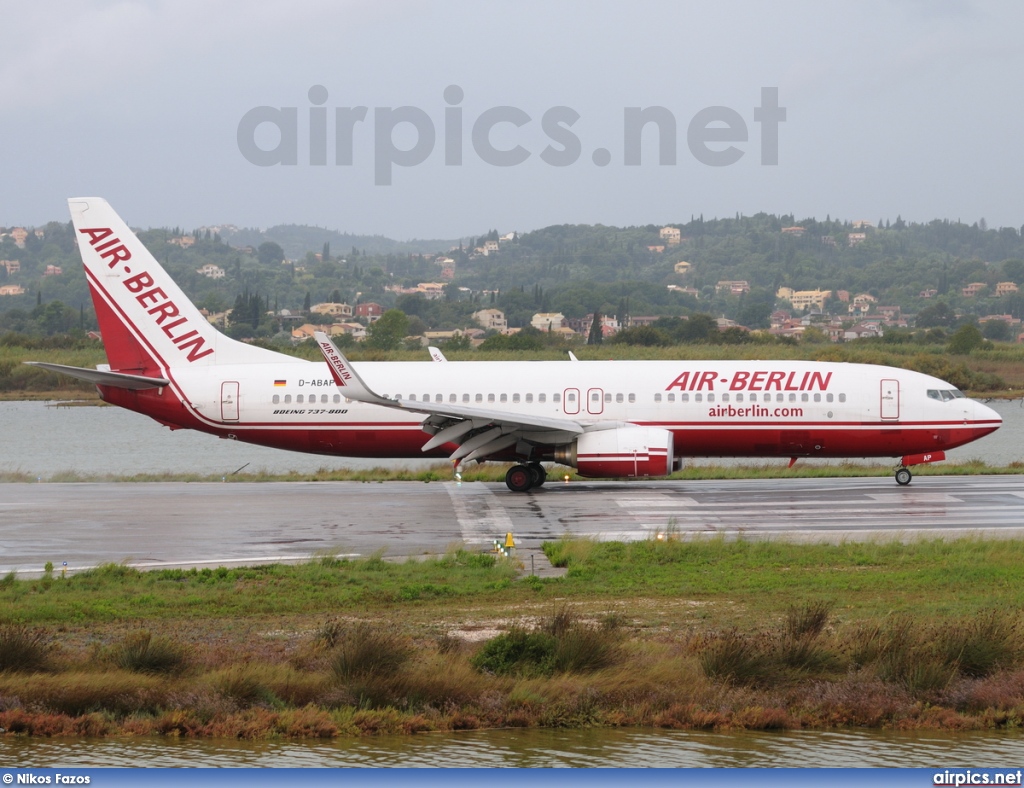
[27,197,1002,492]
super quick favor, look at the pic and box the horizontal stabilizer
[24,362,170,390]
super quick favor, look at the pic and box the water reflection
[2,398,1022,479]
[6,728,1024,768]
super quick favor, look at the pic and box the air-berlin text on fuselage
[666,369,832,392]
[78,227,214,362]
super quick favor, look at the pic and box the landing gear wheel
[506,464,533,492]
[895,467,912,486]
[527,462,547,488]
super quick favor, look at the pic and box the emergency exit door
[880,379,899,420]
[221,381,239,421]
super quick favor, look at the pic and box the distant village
[2,217,1023,345]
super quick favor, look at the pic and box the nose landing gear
[895,467,912,486]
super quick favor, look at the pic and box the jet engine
[553,426,676,478]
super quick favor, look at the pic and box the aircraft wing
[24,362,170,390]
[314,332,584,462]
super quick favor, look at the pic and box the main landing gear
[505,462,547,492]
[895,467,912,486]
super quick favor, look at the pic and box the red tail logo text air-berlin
[79,227,214,362]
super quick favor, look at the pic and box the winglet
[428,346,448,362]
[314,331,388,405]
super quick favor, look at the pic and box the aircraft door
[880,379,899,420]
[221,381,240,421]
[587,388,604,415]
[563,388,580,415]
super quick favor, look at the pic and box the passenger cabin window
[526,393,533,403]
[788,393,796,402]
[436,394,443,403]
[681,393,688,402]
[475,393,483,403]
[604,393,611,403]
[567,392,576,402]
[410,394,417,401]
[838,393,846,403]
[488,394,495,402]
[554,393,561,403]
[538,394,546,403]
[826,393,833,403]
[284,395,292,403]
[735,393,743,402]
[722,393,730,403]
[449,394,457,403]
[616,393,624,403]
[668,393,675,403]
[591,392,600,402]
[463,394,470,403]
[654,393,662,403]
[706,393,714,403]
[813,393,820,403]
[297,394,304,404]
[500,394,508,402]
[801,393,809,403]
[695,393,702,403]
[334,394,341,404]
[513,394,520,403]
[272,394,280,404]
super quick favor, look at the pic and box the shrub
[330,622,411,682]
[698,631,773,686]
[471,626,557,677]
[0,625,49,673]
[110,631,189,675]
[936,610,1019,678]
[785,601,832,640]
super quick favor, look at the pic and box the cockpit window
[928,389,965,401]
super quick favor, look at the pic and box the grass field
[2,537,1024,737]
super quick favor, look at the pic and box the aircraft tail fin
[69,197,281,374]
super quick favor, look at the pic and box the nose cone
[972,399,1002,438]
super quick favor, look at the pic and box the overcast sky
[2,0,1022,239]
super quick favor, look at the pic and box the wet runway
[3,475,1024,574]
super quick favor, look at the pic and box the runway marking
[444,482,515,546]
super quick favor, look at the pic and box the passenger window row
[270,390,849,407]
[653,392,846,404]
[272,394,342,405]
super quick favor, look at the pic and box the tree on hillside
[947,324,986,355]
[915,301,956,328]
[982,320,1011,341]
[364,309,410,351]
[258,241,285,266]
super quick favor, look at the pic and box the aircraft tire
[506,464,533,492]
[895,467,912,486]
[528,462,547,487]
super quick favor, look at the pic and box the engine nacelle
[554,426,676,479]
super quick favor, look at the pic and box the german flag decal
[274,380,286,387]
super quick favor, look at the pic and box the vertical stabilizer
[69,198,281,372]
